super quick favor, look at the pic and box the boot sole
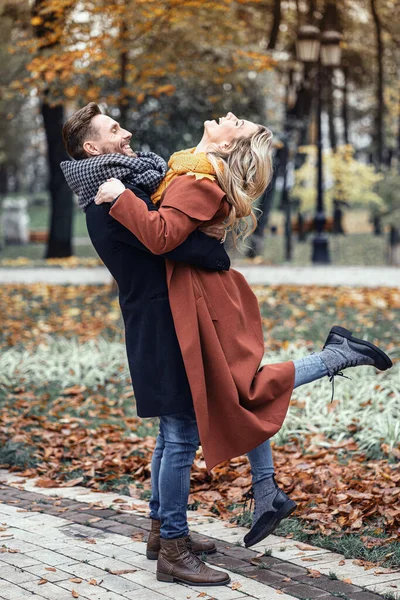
[328,326,393,371]
[157,571,231,585]
[244,499,297,548]
[147,547,217,561]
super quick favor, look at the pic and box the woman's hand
[199,223,228,243]
[95,178,126,204]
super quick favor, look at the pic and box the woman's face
[203,112,259,148]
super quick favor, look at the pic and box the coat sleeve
[109,175,227,255]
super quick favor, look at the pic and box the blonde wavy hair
[207,125,273,245]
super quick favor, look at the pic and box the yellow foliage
[292,145,384,212]
[12,0,276,105]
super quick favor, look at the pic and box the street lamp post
[296,25,342,264]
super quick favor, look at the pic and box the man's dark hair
[62,102,102,160]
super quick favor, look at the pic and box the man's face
[84,114,136,157]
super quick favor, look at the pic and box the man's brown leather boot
[156,536,230,585]
[146,519,216,560]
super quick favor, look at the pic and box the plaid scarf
[60,152,167,211]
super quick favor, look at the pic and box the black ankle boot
[321,326,393,376]
[243,478,297,548]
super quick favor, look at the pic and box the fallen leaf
[231,582,241,590]
[109,569,137,575]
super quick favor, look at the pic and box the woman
[95,112,392,581]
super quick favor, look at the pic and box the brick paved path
[0,482,397,600]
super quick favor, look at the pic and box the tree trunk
[388,225,400,265]
[33,0,74,258]
[267,0,281,50]
[42,101,73,258]
[0,164,7,197]
[370,0,385,166]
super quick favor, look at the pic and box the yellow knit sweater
[151,147,216,204]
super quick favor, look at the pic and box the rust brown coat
[110,175,295,471]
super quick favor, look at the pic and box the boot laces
[185,550,203,571]
[328,370,352,402]
[242,488,254,517]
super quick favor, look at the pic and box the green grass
[27,203,88,237]
[0,243,98,261]
[234,514,400,569]
[1,339,398,454]
[0,200,389,266]
[275,517,400,568]
[256,232,387,266]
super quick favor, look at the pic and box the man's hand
[199,223,227,243]
[95,178,126,205]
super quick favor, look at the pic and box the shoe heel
[330,325,353,337]
[157,571,174,583]
[146,550,159,560]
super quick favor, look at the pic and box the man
[61,103,293,587]
[61,103,234,586]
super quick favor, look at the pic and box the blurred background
[0,0,399,267]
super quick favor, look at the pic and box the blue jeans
[149,354,327,538]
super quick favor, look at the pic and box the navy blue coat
[85,184,230,417]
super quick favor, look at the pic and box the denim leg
[149,426,164,520]
[158,408,200,539]
[247,354,328,486]
[247,439,275,485]
[293,354,328,388]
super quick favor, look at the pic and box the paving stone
[87,555,138,572]
[23,579,93,600]
[83,509,118,518]
[369,579,400,594]
[281,582,330,598]
[0,564,41,584]
[309,577,363,595]
[49,545,103,563]
[0,552,42,568]
[214,542,258,561]
[85,542,140,561]
[60,522,106,539]
[0,580,46,600]
[123,591,170,600]
[90,518,130,530]
[1,538,40,553]
[270,561,310,578]
[351,593,389,600]
[60,561,108,580]
[155,583,220,600]
[110,514,149,527]
[60,511,95,525]
[350,571,400,586]
[240,565,288,586]
[18,513,71,528]
[23,563,76,583]
[106,523,138,536]
[89,573,140,595]
[207,554,250,569]
[24,548,74,567]
[57,578,136,599]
